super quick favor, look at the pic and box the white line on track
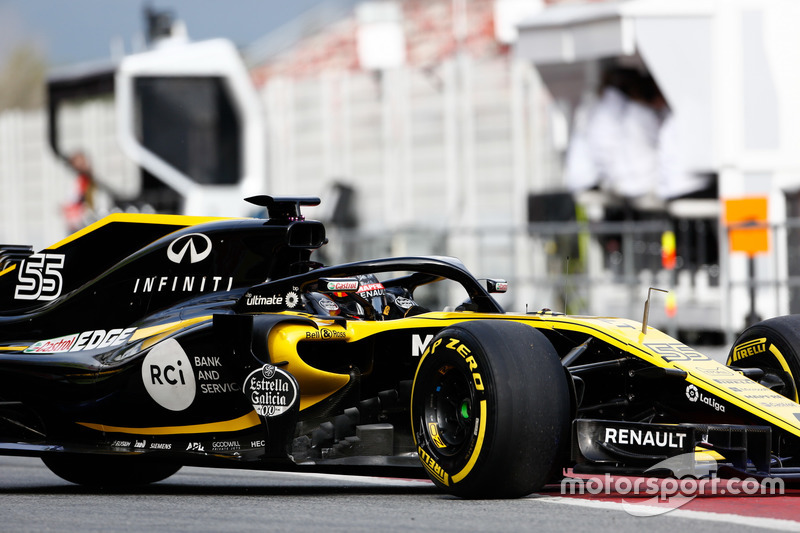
[529,496,800,531]
[180,466,800,529]
[179,466,434,487]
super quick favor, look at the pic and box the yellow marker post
[723,197,770,326]
[724,197,769,256]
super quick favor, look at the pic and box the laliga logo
[686,384,699,402]
[686,383,725,412]
[167,233,212,264]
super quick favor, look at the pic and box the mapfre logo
[142,338,196,411]
[167,233,212,264]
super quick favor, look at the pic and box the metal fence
[323,212,797,345]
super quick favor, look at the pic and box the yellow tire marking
[452,399,487,484]
[429,423,447,448]
[768,344,799,403]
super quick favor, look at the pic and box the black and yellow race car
[1,196,799,498]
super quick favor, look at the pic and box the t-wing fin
[245,196,320,222]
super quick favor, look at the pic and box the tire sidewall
[411,320,570,498]
[412,325,497,493]
[728,316,800,402]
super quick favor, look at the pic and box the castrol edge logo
[142,338,196,411]
[25,328,136,353]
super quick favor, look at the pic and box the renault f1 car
[2,196,800,498]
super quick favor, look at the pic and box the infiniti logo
[167,233,212,264]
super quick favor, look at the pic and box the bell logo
[142,338,196,411]
[167,233,212,264]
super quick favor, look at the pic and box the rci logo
[167,233,212,264]
[142,338,197,411]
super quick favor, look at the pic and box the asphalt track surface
[2,456,799,532]
[0,340,789,531]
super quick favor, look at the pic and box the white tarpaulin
[516,0,715,172]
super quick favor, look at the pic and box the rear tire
[727,315,800,402]
[42,454,181,487]
[410,320,570,499]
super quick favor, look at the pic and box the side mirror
[485,279,508,294]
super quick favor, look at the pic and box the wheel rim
[424,363,475,456]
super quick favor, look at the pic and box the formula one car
[2,196,800,498]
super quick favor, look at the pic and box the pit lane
[1,456,796,532]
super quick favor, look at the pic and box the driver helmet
[384,286,427,318]
[319,274,386,320]
[304,291,342,316]
[351,274,388,319]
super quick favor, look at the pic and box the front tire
[410,320,570,499]
[42,454,181,487]
[727,315,800,402]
